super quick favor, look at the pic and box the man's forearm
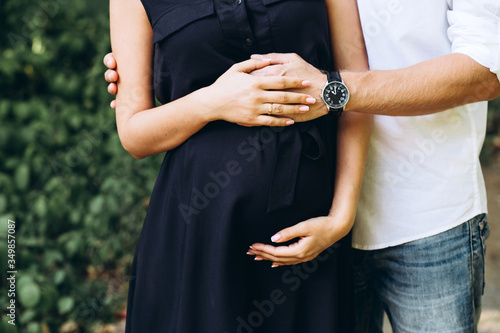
[344,53,500,116]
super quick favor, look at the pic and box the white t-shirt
[353,0,500,250]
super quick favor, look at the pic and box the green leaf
[25,322,42,333]
[18,282,41,308]
[39,286,58,313]
[42,250,64,266]
[65,236,83,258]
[0,174,13,194]
[0,216,10,237]
[0,195,8,213]
[14,164,30,190]
[54,270,66,285]
[16,276,33,290]
[44,177,62,192]
[19,309,37,324]
[69,210,81,225]
[58,296,75,315]
[0,100,10,117]
[1,316,18,333]
[33,196,48,217]
[89,195,105,214]
[13,102,31,122]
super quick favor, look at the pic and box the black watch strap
[327,71,342,83]
[330,108,343,119]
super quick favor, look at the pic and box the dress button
[235,0,242,5]
[245,38,253,46]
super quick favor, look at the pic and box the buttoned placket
[214,0,257,51]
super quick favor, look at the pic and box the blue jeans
[353,214,490,333]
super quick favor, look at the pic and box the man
[104,0,500,331]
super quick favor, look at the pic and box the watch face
[322,81,349,109]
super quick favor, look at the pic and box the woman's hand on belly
[247,214,353,267]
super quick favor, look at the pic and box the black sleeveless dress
[125,1,353,332]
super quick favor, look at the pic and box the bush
[0,1,163,332]
[483,97,500,163]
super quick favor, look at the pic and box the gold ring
[268,103,273,114]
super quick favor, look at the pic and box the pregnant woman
[110,0,370,332]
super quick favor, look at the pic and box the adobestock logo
[361,0,404,46]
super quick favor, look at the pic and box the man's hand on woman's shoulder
[103,53,118,108]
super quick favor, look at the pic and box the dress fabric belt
[267,122,326,213]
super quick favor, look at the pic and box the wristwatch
[320,71,349,117]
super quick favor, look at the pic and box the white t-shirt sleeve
[447,0,500,81]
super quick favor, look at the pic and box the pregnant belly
[159,120,335,234]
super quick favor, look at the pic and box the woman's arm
[110,0,317,159]
[325,0,372,236]
[248,0,372,266]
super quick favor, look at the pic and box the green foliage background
[485,98,500,163]
[0,1,163,332]
[0,0,499,332]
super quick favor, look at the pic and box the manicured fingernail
[251,54,263,59]
[299,106,309,112]
[106,59,112,67]
[246,252,251,255]
[271,234,281,242]
[306,97,316,104]
[271,264,278,268]
[302,80,310,86]
[286,120,294,126]
[249,246,254,249]
[255,257,263,261]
